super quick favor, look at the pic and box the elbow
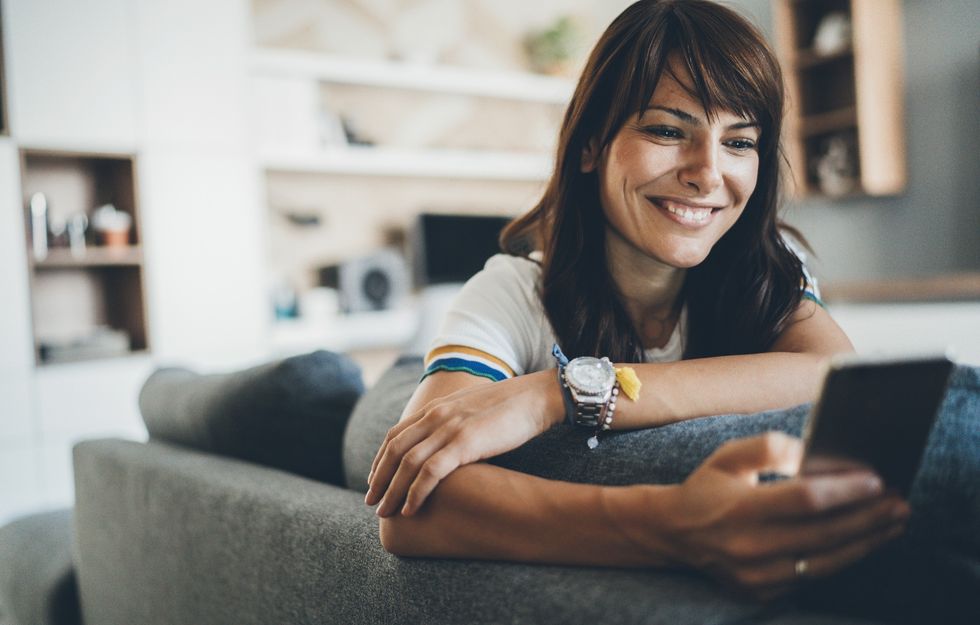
[378,515,416,556]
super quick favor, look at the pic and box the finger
[366,419,439,506]
[743,472,885,521]
[376,427,457,517]
[401,447,464,516]
[729,521,905,590]
[368,407,425,483]
[731,495,908,560]
[706,432,804,480]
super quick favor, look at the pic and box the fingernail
[866,476,883,495]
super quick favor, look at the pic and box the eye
[724,138,757,152]
[642,125,684,140]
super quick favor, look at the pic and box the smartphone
[802,354,954,495]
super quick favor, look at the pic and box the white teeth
[665,203,711,222]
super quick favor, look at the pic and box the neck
[604,228,686,347]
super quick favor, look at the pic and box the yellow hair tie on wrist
[614,366,641,401]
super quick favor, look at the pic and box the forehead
[642,59,756,124]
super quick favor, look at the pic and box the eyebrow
[645,106,760,130]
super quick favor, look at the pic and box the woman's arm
[368,300,853,516]
[379,433,907,599]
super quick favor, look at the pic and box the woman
[365,0,908,599]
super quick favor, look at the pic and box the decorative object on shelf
[29,192,49,261]
[39,326,131,364]
[812,11,852,56]
[813,133,858,198]
[300,287,340,320]
[318,248,409,313]
[67,212,89,259]
[524,16,581,76]
[272,282,300,320]
[91,203,132,247]
[340,115,374,147]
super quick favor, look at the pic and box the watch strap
[551,344,576,426]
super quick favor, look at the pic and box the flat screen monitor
[413,213,512,286]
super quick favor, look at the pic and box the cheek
[730,157,760,203]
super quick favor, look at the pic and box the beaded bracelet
[586,381,620,449]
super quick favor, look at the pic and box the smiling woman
[361,0,912,607]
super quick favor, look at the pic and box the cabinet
[20,148,149,365]
[773,0,906,198]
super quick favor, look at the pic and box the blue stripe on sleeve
[421,357,509,383]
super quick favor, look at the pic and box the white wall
[0,0,267,525]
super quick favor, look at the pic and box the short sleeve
[424,255,546,381]
[783,236,824,308]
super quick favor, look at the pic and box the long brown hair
[500,0,808,361]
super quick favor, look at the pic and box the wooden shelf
[21,149,150,365]
[823,273,980,304]
[796,46,853,70]
[34,246,142,268]
[801,106,857,137]
[251,48,575,104]
[261,145,553,181]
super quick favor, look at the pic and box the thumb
[704,432,803,480]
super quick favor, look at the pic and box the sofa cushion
[139,350,363,486]
[0,509,80,625]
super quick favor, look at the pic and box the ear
[580,139,600,173]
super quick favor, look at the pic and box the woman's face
[586,62,761,269]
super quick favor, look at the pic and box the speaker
[319,248,409,313]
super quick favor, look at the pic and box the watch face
[566,357,616,394]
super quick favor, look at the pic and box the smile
[648,198,721,228]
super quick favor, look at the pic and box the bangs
[608,1,781,146]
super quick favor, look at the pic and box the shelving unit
[251,48,575,104]
[20,148,150,365]
[773,0,906,198]
[261,145,553,181]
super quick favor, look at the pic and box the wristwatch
[553,345,617,428]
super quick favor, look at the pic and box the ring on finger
[794,558,809,578]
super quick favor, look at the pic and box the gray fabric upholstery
[72,438,883,625]
[341,356,809,492]
[140,350,363,486]
[343,356,423,491]
[0,509,80,625]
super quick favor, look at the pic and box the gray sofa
[2,352,978,625]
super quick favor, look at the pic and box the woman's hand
[653,433,909,600]
[366,369,564,517]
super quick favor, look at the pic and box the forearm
[380,462,676,567]
[613,351,835,429]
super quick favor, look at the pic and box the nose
[677,140,723,194]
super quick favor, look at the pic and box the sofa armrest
[73,439,889,625]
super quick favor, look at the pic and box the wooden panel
[852,0,907,195]
[771,0,807,196]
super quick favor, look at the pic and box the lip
[647,196,723,229]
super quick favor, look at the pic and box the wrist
[540,368,569,428]
[599,484,681,568]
